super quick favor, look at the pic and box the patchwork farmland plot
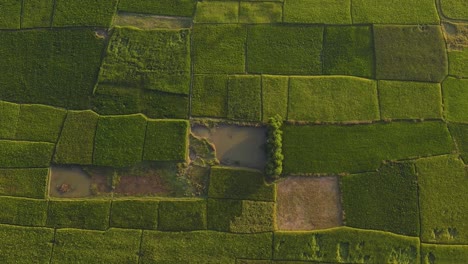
[0,1,467,263]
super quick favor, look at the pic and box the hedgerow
[284,0,351,24]
[265,115,284,181]
[143,119,189,162]
[0,140,54,168]
[0,197,48,226]
[191,74,228,118]
[110,199,159,229]
[227,75,262,121]
[0,168,49,199]
[262,75,288,122]
[46,200,111,230]
[0,100,20,139]
[442,77,468,122]
[54,110,99,165]
[158,199,207,231]
[118,0,197,17]
[22,0,54,28]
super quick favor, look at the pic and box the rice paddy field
[0,0,467,263]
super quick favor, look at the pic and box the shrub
[46,200,111,230]
[265,115,283,181]
[0,196,48,226]
[0,168,49,199]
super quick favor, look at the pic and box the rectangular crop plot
[0,168,49,199]
[247,25,324,75]
[93,114,147,167]
[53,0,118,27]
[193,24,247,74]
[0,197,48,226]
[239,2,282,24]
[323,26,374,78]
[0,29,105,109]
[47,200,111,230]
[0,100,20,139]
[98,27,191,95]
[0,0,21,29]
[288,76,379,122]
[158,199,207,231]
[0,224,54,263]
[15,104,67,143]
[0,140,54,168]
[416,155,468,244]
[143,119,189,161]
[284,0,351,24]
[54,110,99,165]
[191,74,228,118]
[52,228,141,264]
[22,0,54,28]
[283,121,455,174]
[442,77,468,122]
[142,90,189,119]
[449,49,468,77]
[92,85,142,115]
[422,244,468,264]
[194,1,239,23]
[374,25,448,83]
[449,123,468,162]
[118,0,197,17]
[262,75,288,122]
[341,162,419,236]
[110,199,159,229]
[378,81,442,120]
[227,75,262,121]
[441,0,468,20]
[352,0,439,24]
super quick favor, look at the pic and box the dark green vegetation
[0,101,20,139]
[191,75,228,118]
[227,75,262,121]
[110,199,159,229]
[449,123,468,161]
[93,115,147,167]
[194,1,239,23]
[284,0,351,24]
[421,244,468,264]
[323,26,374,78]
[265,115,284,181]
[378,81,443,120]
[193,24,246,74]
[443,77,468,122]
[0,0,20,29]
[288,76,379,122]
[0,225,53,263]
[22,0,54,28]
[53,0,118,27]
[283,122,454,173]
[416,155,468,244]
[54,111,99,165]
[374,25,448,82]
[91,85,142,115]
[262,75,288,122]
[118,0,197,17]
[341,162,420,236]
[0,140,54,168]
[0,168,48,199]
[47,200,111,230]
[441,0,468,20]
[141,90,189,119]
[0,29,105,109]
[143,120,189,162]
[0,197,48,226]
[15,104,66,143]
[352,0,439,24]
[247,25,323,75]
[158,199,207,231]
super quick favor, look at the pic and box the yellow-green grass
[0,224,54,263]
[208,166,275,201]
[0,29,105,109]
[207,199,275,233]
[141,90,189,119]
[0,168,48,199]
[158,199,207,231]
[283,121,455,174]
[140,231,272,263]
[52,228,141,264]
[449,123,468,162]
[0,0,20,29]
[110,199,159,229]
[378,81,443,120]
[143,119,189,162]
[0,196,48,226]
[323,26,374,78]
[283,0,351,24]
[54,110,99,165]
[288,76,379,122]
[193,24,247,74]
[341,162,419,236]
[442,77,468,122]
[273,227,420,263]
[421,244,468,264]
[93,114,147,167]
[239,2,282,24]
[91,85,142,115]
[194,1,239,23]
[247,25,323,75]
[449,48,468,77]
[374,25,448,83]
[441,0,468,20]
[47,200,111,230]
[98,27,191,95]
[0,140,54,168]
[118,0,197,17]
[0,100,20,139]
[22,0,53,28]
[227,75,262,121]
[262,75,288,122]
[15,104,66,143]
[352,0,439,24]
[52,0,118,27]
[191,74,228,118]
[416,155,468,244]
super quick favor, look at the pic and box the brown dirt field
[114,174,171,196]
[276,176,342,230]
[442,22,468,50]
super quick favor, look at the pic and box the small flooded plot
[49,166,94,198]
[191,124,267,170]
[113,12,193,29]
[276,176,342,231]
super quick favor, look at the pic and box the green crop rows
[0,0,467,263]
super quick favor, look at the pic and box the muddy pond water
[49,166,93,198]
[191,124,267,170]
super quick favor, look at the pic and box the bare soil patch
[442,22,468,50]
[276,176,342,230]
